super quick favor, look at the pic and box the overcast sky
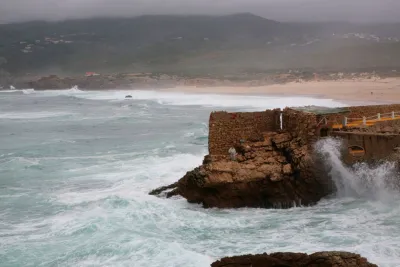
[1,0,399,23]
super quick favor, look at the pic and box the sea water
[0,89,399,267]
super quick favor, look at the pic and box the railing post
[377,113,381,120]
[343,117,348,127]
[392,111,395,119]
[363,117,366,126]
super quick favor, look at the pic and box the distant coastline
[2,70,398,104]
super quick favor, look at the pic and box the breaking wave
[0,88,35,94]
[6,88,346,110]
[0,111,74,119]
[315,138,400,201]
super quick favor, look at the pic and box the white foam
[0,111,73,119]
[26,88,346,110]
[0,88,35,94]
[22,89,35,94]
[54,152,204,205]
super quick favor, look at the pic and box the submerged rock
[211,251,377,267]
[150,131,333,209]
[149,182,179,198]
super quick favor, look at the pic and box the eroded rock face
[211,251,377,267]
[151,131,333,209]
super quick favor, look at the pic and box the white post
[392,111,395,119]
[363,117,366,125]
[377,113,381,120]
[343,117,348,127]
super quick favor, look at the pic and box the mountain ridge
[0,13,400,78]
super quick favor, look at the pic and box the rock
[150,131,333,209]
[237,155,246,162]
[272,133,292,145]
[211,251,377,267]
[125,95,132,98]
[270,173,283,182]
[283,164,293,175]
[149,182,179,197]
[29,75,70,89]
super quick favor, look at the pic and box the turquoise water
[0,89,399,267]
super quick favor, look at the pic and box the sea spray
[315,137,400,201]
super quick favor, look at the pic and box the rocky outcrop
[27,75,139,90]
[151,131,333,209]
[28,75,72,89]
[211,251,377,267]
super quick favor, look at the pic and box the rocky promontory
[150,108,334,208]
[151,130,333,208]
[211,251,377,267]
[151,104,400,209]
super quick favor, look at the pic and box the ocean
[0,88,399,267]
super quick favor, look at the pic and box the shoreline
[3,77,400,106]
[159,78,400,105]
[158,88,372,106]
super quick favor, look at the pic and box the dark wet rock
[211,251,377,267]
[149,182,178,197]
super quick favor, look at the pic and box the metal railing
[335,111,400,128]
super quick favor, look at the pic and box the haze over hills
[0,13,400,79]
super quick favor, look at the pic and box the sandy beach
[163,78,400,104]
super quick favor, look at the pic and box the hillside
[1,13,400,78]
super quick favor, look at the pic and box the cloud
[1,0,399,23]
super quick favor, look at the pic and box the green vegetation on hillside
[0,14,400,77]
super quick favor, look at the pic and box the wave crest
[315,137,400,201]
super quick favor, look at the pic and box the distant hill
[1,13,400,77]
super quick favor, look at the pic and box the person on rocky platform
[228,147,237,161]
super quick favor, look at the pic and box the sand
[162,78,400,104]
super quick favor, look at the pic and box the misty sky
[1,0,399,23]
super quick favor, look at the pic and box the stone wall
[282,108,319,145]
[208,104,400,156]
[331,131,400,163]
[208,110,280,155]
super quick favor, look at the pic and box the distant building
[85,72,100,77]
